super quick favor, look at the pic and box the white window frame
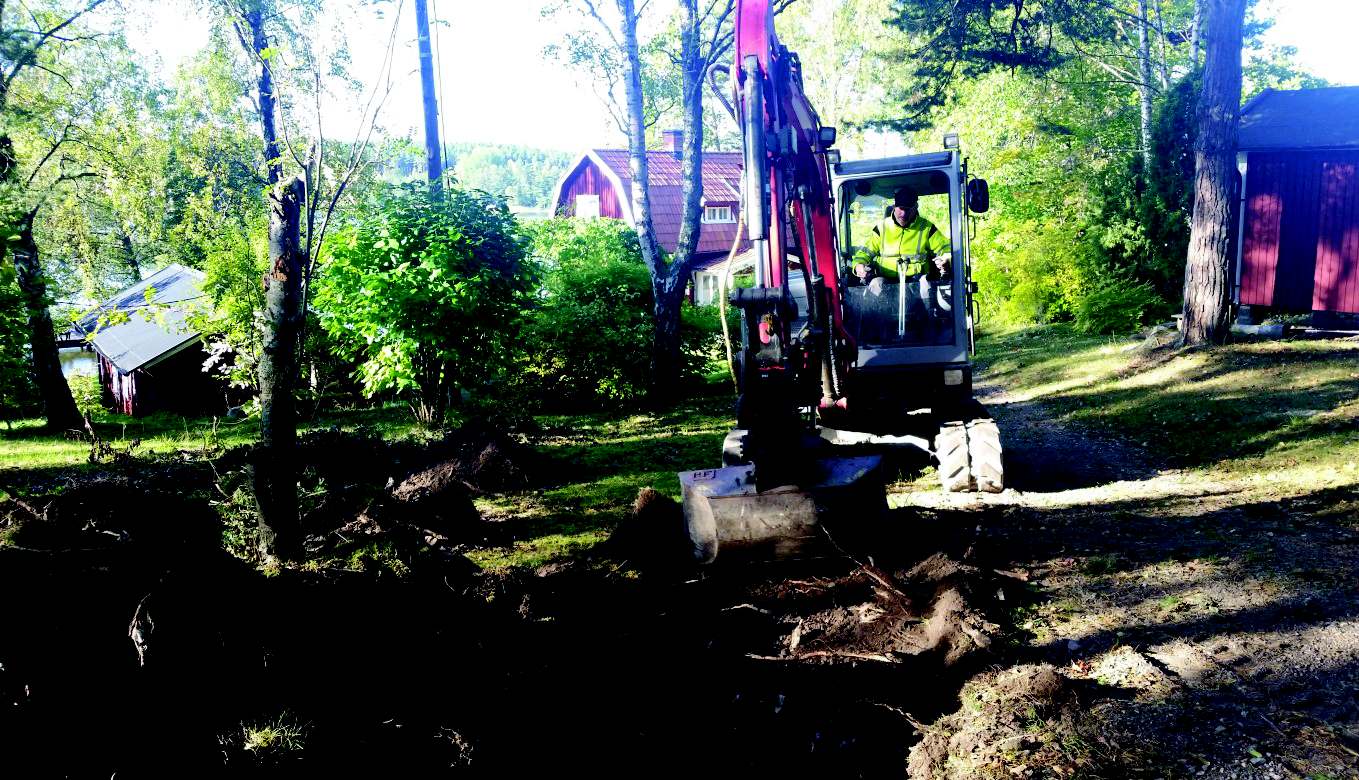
[703,205,735,224]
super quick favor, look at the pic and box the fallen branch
[746,650,899,664]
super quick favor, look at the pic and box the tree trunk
[1154,0,1170,89]
[118,229,140,282]
[1180,0,1245,347]
[617,0,662,272]
[1136,0,1155,174]
[245,5,282,186]
[614,0,675,402]
[649,0,706,404]
[1191,0,1204,68]
[10,209,82,431]
[254,175,305,561]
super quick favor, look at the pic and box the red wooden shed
[75,264,226,417]
[1235,87,1359,324]
[548,130,749,300]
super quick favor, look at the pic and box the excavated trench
[0,430,1034,777]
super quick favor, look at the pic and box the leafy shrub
[315,182,537,427]
[1074,276,1167,335]
[0,265,38,424]
[68,374,102,418]
[520,218,727,409]
[521,219,653,405]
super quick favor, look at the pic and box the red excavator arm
[734,0,846,338]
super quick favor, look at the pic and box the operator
[852,186,951,321]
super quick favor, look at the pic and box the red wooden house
[549,130,749,303]
[1236,87,1359,325]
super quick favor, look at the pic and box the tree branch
[2,0,108,100]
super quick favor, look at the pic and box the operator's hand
[866,276,885,296]
[853,262,871,281]
[933,255,949,274]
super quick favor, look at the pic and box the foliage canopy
[316,182,537,426]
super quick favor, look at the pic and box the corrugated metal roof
[692,247,756,273]
[1239,87,1359,151]
[76,264,205,374]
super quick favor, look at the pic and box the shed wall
[1239,151,1359,313]
[556,159,624,219]
[1314,156,1359,313]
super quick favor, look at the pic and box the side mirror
[967,178,990,214]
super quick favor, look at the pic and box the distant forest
[448,143,575,211]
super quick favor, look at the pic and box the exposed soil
[3,389,1357,777]
[896,376,1359,778]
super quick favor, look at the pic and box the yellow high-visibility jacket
[854,215,950,281]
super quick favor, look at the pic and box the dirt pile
[737,553,1005,666]
[404,419,536,494]
[607,487,691,568]
[909,665,1081,778]
[2,478,220,562]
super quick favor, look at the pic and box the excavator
[679,0,1002,564]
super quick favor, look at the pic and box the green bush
[68,374,102,418]
[521,219,653,406]
[1074,276,1167,335]
[315,181,537,427]
[0,265,38,424]
[521,218,729,409]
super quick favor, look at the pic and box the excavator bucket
[679,455,886,565]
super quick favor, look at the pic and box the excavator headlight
[824,149,841,165]
[943,369,964,386]
[819,126,837,148]
[943,132,960,150]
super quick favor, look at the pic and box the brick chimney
[663,129,683,158]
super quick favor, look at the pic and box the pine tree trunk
[254,176,305,561]
[1180,0,1245,347]
[10,210,82,431]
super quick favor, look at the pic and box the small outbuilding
[75,264,224,417]
[1236,86,1359,324]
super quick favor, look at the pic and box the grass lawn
[1,388,738,574]
[0,404,426,475]
[975,324,1359,490]
[11,325,1355,574]
[469,394,734,571]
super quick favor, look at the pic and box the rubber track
[935,421,972,492]
[966,417,1004,493]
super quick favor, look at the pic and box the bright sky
[119,0,1359,154]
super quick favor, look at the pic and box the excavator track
[933,409,1004,493]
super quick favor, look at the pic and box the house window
[703,205,735,223]
[575,193,600,219]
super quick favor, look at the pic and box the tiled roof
[591,148,744,193]
[589,149,747,257]
[1239,87,1359,151]
[76,264,204,374]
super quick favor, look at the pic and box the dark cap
[893,187,919,209]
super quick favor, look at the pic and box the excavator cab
[828,149,986,417]
[840,162,964,351]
